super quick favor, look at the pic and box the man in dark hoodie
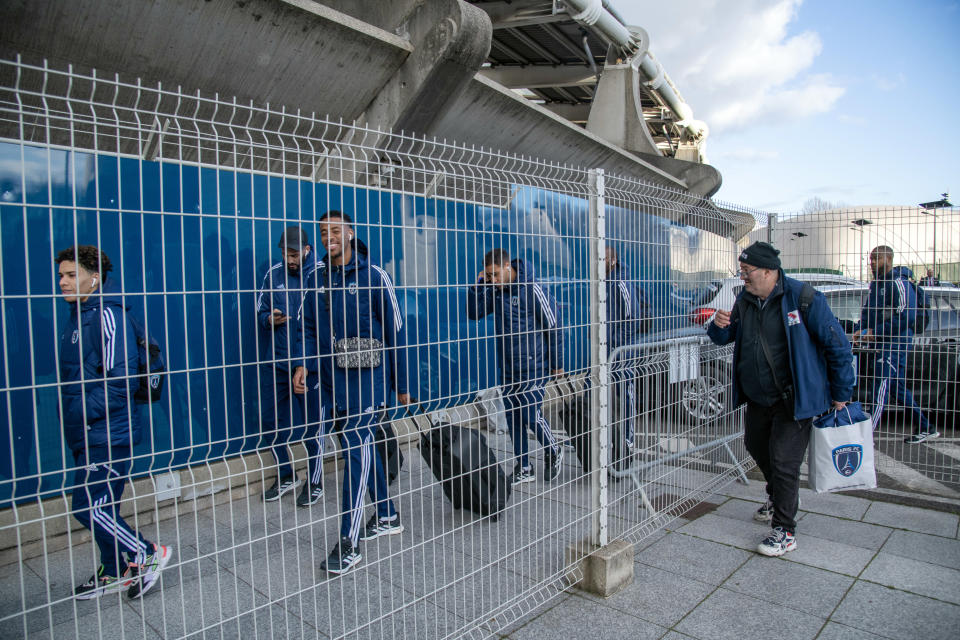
[467,248,564,484]
[606,246,650,458]
[56,245,172,600]
[257,226,329,506]
[708,242,854,557]
[854,246,937,443]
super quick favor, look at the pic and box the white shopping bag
[808,402,877,493]
[476,386,508,434]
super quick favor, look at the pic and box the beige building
[747,206,960,283]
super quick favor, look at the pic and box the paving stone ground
[3,445,960,639]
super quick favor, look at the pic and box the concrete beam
[541,103,592,122]
[359,0,492,137]
[479,1,561,29]
[434,74,687,189]
[0,0,412,124]
[586,64,662,157]
[479,65,596,89]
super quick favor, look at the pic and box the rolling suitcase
[558,379,626,474]
[559,381,593,472]
[415,409,512,519]
[375,421,404,485]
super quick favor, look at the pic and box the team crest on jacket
[71,329,79,344]
[832,444,862,477]
[510,296,520,306]
[787,309,801,326]
[348,282,358,295]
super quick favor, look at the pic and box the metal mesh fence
[753,208,959,490]
[6,53,955,640]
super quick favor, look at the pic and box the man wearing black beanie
[707,241,855,557]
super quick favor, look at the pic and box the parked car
[689,272,864,326]
[819,284,960,424]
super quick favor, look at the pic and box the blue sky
[622,0,959,213]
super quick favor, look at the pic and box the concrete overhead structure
[0,0,746,235]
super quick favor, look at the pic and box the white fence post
[588,168,609,547]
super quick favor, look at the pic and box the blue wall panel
[0,143,726,504]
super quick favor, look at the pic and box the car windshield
[823,290,867,324]
[928,293,960,332]
[692,281,722,307]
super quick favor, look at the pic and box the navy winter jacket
[59,281,141,454]
[300,251,408,412]
[706,273,855,420]
[466,259,564,386]
[606,264,649,355]
[858,266,917,350]
[257,251,319,371]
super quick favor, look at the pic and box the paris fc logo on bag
[832,444,863,477]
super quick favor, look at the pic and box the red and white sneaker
[127,544,173,598]
[757,527,796,557]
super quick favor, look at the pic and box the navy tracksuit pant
[502,383,560,470]
[71,446,153,578]
[869,350,932,433]
[260,366,328,486]
[336,409,398,546]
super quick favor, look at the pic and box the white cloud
[620,0,845,134]
[713,148,780,162]
[871,72,905,91]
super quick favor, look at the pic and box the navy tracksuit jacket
[606,264,649,446]
[466,259,563,469]
[58,281,153,576]
[857,266,931,431]
[300,249,407,545]
[256,251,328,484]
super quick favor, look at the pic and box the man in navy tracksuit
[257,226,330,506]
[294,211,410,574]
[56,245,172,600]
[854,246,937,444]
[606,246,650,456]
[708,242,854,557]
[467,249,564,485]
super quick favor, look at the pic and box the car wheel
[680,361,730,422]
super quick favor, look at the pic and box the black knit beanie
[739,242,781,270]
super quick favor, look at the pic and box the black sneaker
[263,475,298,501]
[754,500,774,523]
[74,565,134,600]
[542,447,564,482]
[512,465,535,484]
[321,537,362,574]
[297,481,324,507]
[360,513,404,541]
[904,430,940,444]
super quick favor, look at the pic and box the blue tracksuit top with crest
[858,266,918,351]
[256,251,319,371]
[59,280,141,454]
[299,250,408,412]
[466,259,563,386]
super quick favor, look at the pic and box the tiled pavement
[503,479,960,640]
[4,445,960,640]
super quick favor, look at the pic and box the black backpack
[129,315,167,403]
[909,280,930,334]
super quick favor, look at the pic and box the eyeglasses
[736,266,762,278]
